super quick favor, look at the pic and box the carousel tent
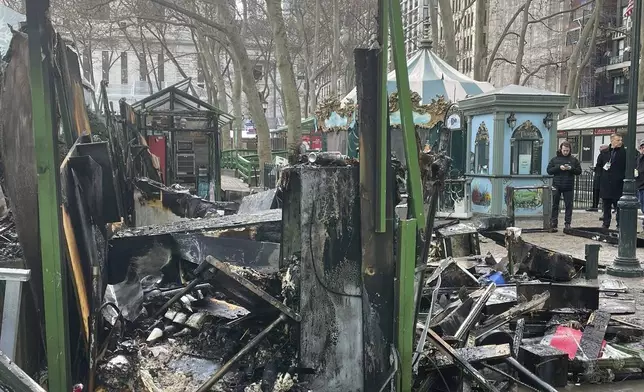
[343,39,494,104]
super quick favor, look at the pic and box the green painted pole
[396,218,417,391]
[608,0,644,277]
[376,0,389,233]
[389,0,425,228]
[26,0,72,389]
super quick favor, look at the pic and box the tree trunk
[437,0,457,67]
[232,55,243,149]
[513,0,533,84]
[213,46,231,150]
[430,0,440,48]
[473,0,486,80]
[570,10,599,108]
[565,3,599,107]
[265,0,301,157]
[310,0,321,113]
[331,0,341,96]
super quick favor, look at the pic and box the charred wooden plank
[206,256,300,322]
[356,48,395,392]
[426,329,500,392]
[576,310,611,360]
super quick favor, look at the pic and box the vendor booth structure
[557,103,644,170]
[127,79,234,200]
[458,85,569,217]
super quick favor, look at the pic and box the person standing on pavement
[596,133,627,229]
[587,144,609,213]
[547,141,582,230]
[635,140,644,229]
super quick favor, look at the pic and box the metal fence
[572,171,595,210]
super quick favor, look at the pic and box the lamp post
[608,0,644,277]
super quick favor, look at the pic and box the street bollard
[585,243,601,280]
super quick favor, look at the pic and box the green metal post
[608,0,644,277]
[396,218,417,391]
[376,0,389,233]
[26,0,72,390]
[389,0,425,228]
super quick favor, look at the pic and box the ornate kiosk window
[510,121,543,175]
[474,122,490,174]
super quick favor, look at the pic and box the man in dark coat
[635,140,644,229]
[587,144,609,212]
[547,141,582,230]
[596,133,627,228]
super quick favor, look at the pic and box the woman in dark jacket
[596,133,627,228]
[547,141,582,230]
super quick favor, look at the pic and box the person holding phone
[547,141,582,230]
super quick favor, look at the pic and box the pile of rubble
[96,255,306,392]
[414,221,644,391]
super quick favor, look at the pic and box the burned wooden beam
[355,48,396,392]
[426,329,500,392]
[564,226,644,247]
[206,256,300,322]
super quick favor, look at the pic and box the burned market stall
[126,81,234,201]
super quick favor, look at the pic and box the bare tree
[437,0,457,67]
[265,0,302,154]
[149,0,272,169]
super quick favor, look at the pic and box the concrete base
[607,261,644,278]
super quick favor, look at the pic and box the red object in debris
[549,325,606,359]
[72,384,83,392]
[147,136,166,183]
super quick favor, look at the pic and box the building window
[121,52,128,85]
[474,122,490,173]
[157,52,165,83]
[101,51,109,83]
[617,39,625,57]
[510,120,543,175]
[613,76,625,94]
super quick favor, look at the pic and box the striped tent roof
[343,39,494,104]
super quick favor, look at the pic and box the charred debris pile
[415,223,644,391]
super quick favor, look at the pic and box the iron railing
[571,171,595,210]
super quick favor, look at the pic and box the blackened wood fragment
[576,310,611,360]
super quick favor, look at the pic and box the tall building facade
[592,0,631,106]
